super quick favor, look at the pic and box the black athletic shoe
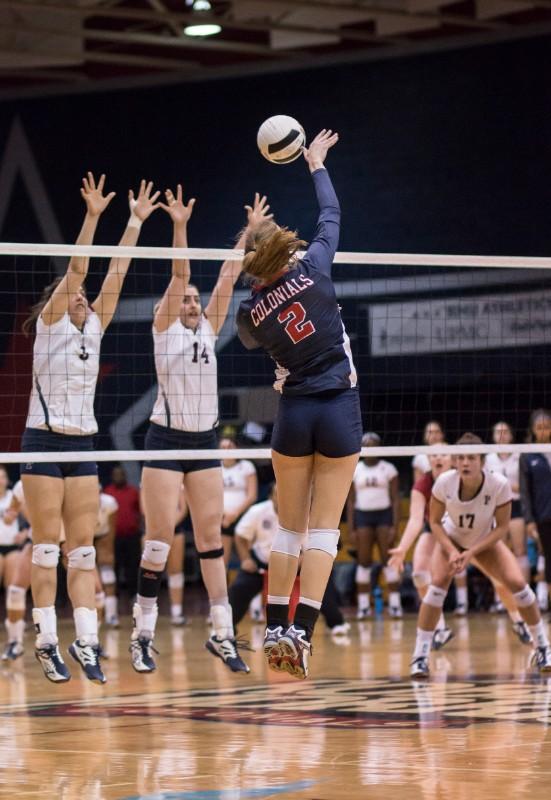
[68,640,106,684]
[410,656,430,679]
[2,641,24,661]
[129,636,158,673]
[205,635,250,673]
[531,645,551,672]
[432,627,455,651]
[278,625,312,680]
[512,621,532,646]
[35,644,71,683]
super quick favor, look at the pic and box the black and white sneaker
[2,641,24,661]
[278,625,312,680]
[35,643,71,683]
[206,636,250,673]
[531,645,551,672]
[432,627,455,651]
[129,636,158,673]
[512,621,532,645]
[410,656,430,679]
[68,640,106,684]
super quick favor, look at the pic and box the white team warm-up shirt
[222,460,257,517]
[96,492,118,538]
[0,490,18,546]
[432,468,512,549]
[26,312,103,435]
[352,459,398,511]
[150,315,218,432]
[485,452,520,501]
[235,499,278,567]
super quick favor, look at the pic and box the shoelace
[130,639,160,656]
[77,644,99,667]
[234,636,255,653]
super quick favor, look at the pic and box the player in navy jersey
[237,129,362,679]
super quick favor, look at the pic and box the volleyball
[257,115,306,164]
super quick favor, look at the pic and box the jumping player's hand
[159,184,196,226]
[303,129,339,172]
[128,180,161,222]
[244,193,273,228]
[81,172,116,217]
[388,546,405,574]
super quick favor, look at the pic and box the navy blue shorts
[271,388,362,458]
[354,508,393,528]
[144,423,221,474]
[511,499,523,520]
[20,428,97,479]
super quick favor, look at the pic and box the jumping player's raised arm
[300,129,340,277]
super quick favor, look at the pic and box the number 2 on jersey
[277,302,316,344]
[192,342,209,364]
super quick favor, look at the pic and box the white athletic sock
[171,603,183,619]
[74,607,99,647]
[358,592,370,610]
[529,620,550,649]
[6,619,24,644]
[389,591,401,608]
[210,601,234,640]
[456,586,468,607]
[413,628,434,659]
[105,595,118,619]
[436,613,446,631]
[133,598,158,638]
[32,606,57,648]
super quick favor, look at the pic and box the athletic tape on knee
[7,585,26,611]
[384,565,400,584]
[198,547,224,560]
[424,585,447,609]
[143,539,170,567]
[271,527,306,558]
[99,565,116,586]
[67,546,96,571]
[538,555,546,573]
[412,570,431,589]
[32,543,60,569]
[304,528,340,558]
[514,585,536,608]
[168,572,185,589]
[355,565,371,584]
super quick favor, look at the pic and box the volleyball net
[2,242,551,478]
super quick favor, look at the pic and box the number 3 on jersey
[278,302,316,344]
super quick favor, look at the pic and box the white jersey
[222,460,257,516]
[96,493,118,538]
[26,312,103,435]
[150,315,219,432]
[412,453,431,474]
[235,499,278,566]
[353,460,398,511]
[432,468,512,549]
[0,490,18,546]
[485,452,520,501]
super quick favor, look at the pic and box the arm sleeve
[300,168,341,278]
[236,309,260,351]
[519,455,534,523]
[235,506,257,541]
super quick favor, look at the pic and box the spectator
[104,465,141,604]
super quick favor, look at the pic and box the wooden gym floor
[1,614,550,800]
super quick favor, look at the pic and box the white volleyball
[257,115,306,164]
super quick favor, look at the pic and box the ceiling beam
[83,49,199,72]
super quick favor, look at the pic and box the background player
[95,489,119,628]
[220,436,258,567]
[347,432,401,619]
[237,129,362,679]
[410,433,551,678]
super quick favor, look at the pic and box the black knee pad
[197,547,224,560]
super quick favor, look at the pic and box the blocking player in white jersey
[346,433,401,618]
[131,185,271,674]
[95,491,119,627]
[20,173,160,684]
[410,433,551,678]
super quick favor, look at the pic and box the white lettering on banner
[369,290,551,356]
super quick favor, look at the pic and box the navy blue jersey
[237,168,357,396]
